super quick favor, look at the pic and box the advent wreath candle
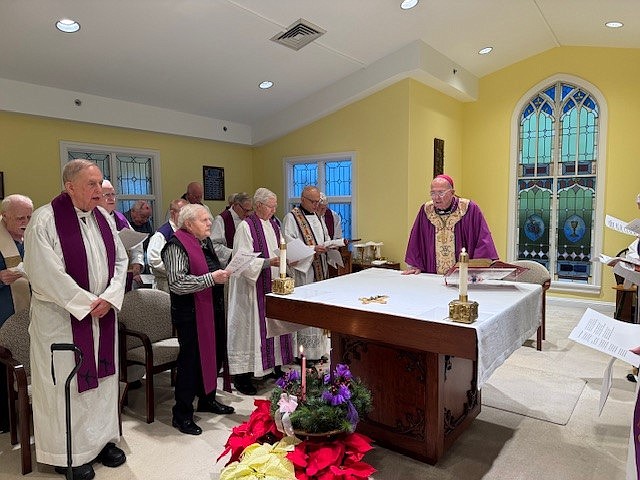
[279,236,287,277]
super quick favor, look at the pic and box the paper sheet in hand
[326,248,344,268]
[598,253,640,267]
[9,261,27,279]
[626,218,640,234]
[226,251,261,276]
[569,308,640,366]
[118,229,148,249]
[605,214,638,236]
[280,238,315,262]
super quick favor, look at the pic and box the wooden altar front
[265,268,541,464]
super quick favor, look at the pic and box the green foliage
[270,370,373,435]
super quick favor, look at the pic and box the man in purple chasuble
[24,160,129,480]
[162,204,234,436]
[404,174,498,276]
[227,188,295,396]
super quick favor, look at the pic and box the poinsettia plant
[218,364,376,479]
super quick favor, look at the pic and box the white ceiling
[1,0,638,145]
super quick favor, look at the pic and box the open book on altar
[443,259,528,286]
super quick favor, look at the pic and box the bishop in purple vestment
[404,174,498,275]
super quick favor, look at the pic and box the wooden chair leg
[18,386,32,474]
[536,325,542,351]
[146,373,155,424]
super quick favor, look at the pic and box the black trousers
[172,306,226,422]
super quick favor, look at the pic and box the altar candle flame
[279,236,287,277]
[299,345,306,400]
[459,247,468,298]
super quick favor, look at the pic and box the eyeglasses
[302,196,320,205]
[239,204,253,213]
[102,193,116,198]
[429,189,452,198]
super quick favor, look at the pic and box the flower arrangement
[270,364,372,435]
[218,364,375,479]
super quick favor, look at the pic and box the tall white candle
[279,236,287,277]
[459,247,468,298]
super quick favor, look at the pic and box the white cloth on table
[24,204,128,467]
[266,268,541,389]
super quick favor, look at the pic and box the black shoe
[172,417,202,435]
[197,399,235,414]
[96,442,126,468]
[54,464,95,480]
[628,373,637,383]
[234,377,257,396]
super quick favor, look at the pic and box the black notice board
[203,166,225,201]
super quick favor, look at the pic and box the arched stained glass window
[516,81,600,285]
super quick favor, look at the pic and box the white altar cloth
[267,267,541,388]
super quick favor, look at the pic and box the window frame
[59,141,162,225]
[283,151,356,239]
[507,74,608,294]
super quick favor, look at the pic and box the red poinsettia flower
[218,399,283,464]
[328,461,377,479]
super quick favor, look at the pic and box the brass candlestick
[272,238,294,295]
[449,248,478,323]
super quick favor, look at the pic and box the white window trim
[507,74,608,295]
[283,151,357,237]
[59,141,162,223]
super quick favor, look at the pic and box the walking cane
[50,343,83,480]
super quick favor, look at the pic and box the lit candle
[300,345,306,400]
[459,247,468,299]
[279,236,287,278]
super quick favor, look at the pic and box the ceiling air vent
[270,18,326,51]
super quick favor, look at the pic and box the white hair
[1,194,33,213]
[177,203,207,229]
[254,187,276,205]
[319,192,327,205]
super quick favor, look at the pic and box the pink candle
[300,346,306,400]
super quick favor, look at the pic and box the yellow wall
[463,46,640,301]
[0,111,253,213]
[255,79,464,263]
[3,45,638,303]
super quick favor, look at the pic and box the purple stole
[112,210,134,291]
[220,209,236,247]
[172,229,219,395]
[157,221,174,241]
[324,209,335,239]
[245,214,294,370]
[51,193,116,393]
[634,387,640,477]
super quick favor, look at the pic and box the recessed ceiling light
[605,21,624,28]
[259,81,274,90]
[478,46,493,55]
[400,0,419,10]
[56,18,80,33]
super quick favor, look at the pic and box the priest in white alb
[227,188,295,396]
[282,185,343,361]
[24,159,129,480]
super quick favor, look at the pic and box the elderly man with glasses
[210,192,253,266]
[283,185,344,362]
[403,174,498,275]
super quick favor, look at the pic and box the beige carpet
[482,363,586,425]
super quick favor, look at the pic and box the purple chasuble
[324,209,335,239]
[245,214,294,370]
[220,209,236,247]
[404,198,498,274]
[51,192,117,393]
[172,229,219,395]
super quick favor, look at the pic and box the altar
[266,267,542,464]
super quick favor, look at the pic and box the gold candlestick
[449,248,478,323]
[272,237,294,294]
